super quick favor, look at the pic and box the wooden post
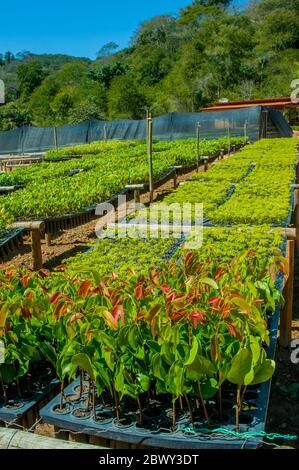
[9,221,45,271]
[203,156,209,172]
[147,116,154,203]
[279,240,294,348]
[294,188,299,255]
[196,123,201,172]
[45,232,52,247]
[134,188,140,203]
[173,169,177,189]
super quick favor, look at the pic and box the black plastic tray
[0,378,59,424]
[39,266,283,450]
[0,228,24,262]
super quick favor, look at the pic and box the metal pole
[147,117,154,203]
[54,127,58,150]
[196,123,201,172]
[244,120,248,140]
[103,124,108,142]
[227,123,231,156]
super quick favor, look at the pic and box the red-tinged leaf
[215,267,225,280]
[135,284,144,300]
[145,284,155,293]
[255,299,264,304]
[50,291,61,305]
[166,291,176,303]
[112,272,118,279]
[77,280,91,299]
[227,324,237,337]
[247,250,255,258]
[22,275,29,288]
[171,311,185,322]
[56,264,66,271]
[160,284,172,294]
[91,286,101,296]
[100,282,110,298]
[112,305,125,324]
[208,296,219,305]
[151,270,160,286]
[69,313,83,323]
[26,291,33,302]
[52,301,68,320]
[21,306,32,320]
[71,278,79,285]
[40,284,49,294]
[38,268,50,278]
[190,310,206,328]
[184,252,196,267]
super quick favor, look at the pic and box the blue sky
[0,0,245,58]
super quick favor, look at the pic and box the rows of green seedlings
[132,138,296,225]
[0,137,244,230]
[0,138,240,188]
[212,139,297,224]
[0,225,285,431]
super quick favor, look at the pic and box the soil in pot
[114,416,134,428]
[52,403,71,414]
[4,400,24,410]
[93,410,113,425]
[72,407,91,419]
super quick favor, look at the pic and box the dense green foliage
[0,137,242,229]
[0,225,285,429]
[129,138,297,225]
[0,0,298,129]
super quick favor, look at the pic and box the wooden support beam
[45,232,52,247]
[0,429,104,449]
[293,188,299,255]
[134,188,141,203]
[282,228,296,240]
[9,221,45,271]
[279,239,295,348]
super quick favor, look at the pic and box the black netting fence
[0,106,292,155]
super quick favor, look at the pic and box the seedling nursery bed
[0,367,59,425]
[39,303,279,449]
[39,240,285,449]
[0,229,25,262]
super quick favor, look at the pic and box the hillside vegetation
[0,0,298,130]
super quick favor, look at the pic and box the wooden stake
[196,123,201,172]
[10,221,45,271]
[279,240,294,348]
[45,232,52,247]
[294,188,299,255]
[147,117,154,203]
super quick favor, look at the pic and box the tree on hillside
[0,102,31,131]
[178,0,232,25]
[29,62,107,126]
[88,62,129,88]
[108,75,148,119]
[96,42,119,59]
[17,61,48,99]
[4,51,14,64]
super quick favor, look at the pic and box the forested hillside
[0,0,298,130]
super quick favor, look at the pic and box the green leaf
[184,336,198,366]
[72,353,95,380]
[227,348,253,386]
[251,359,275,385]
[200,278,218,290]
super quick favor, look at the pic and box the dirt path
[0,164,204,271]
